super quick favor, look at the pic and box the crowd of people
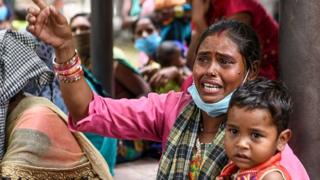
[0,0,311,179]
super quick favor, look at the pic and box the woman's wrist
[54,40,76,64]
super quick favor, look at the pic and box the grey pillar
[91,0,113,94]
[280,0,320,178]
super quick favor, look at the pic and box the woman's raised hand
[27,0,73,50]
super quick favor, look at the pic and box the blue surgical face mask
[0,5,8,22]
[188,84,233,117]
[134,33,161,56]
[188,70,250,117]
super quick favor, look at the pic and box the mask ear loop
[242,69,250,85]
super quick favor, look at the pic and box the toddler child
[218,78,292,180]
[141,40,191,93]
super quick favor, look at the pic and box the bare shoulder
[261,171,286,180]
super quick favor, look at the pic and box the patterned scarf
[0,30,53,160]
[157,101,228,179]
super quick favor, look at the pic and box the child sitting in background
[218,78,292,180]
[141,40,191,93]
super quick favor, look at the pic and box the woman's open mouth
[202,82,222,94]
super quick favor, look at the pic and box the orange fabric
[218,153,291,180]
[155,0,185,10]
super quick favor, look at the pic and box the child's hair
[156,40,184,67]
[229,77,293,133]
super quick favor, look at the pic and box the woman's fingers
[26,12,37,34]
[32,0,47,10]
[26,14,36,24]
[49,5,67,25]
[33,7,50,35]
[26,25,35,34]
[27,7,40,16]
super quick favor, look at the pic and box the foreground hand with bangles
[27,0,75,64]
[27,0,94,122]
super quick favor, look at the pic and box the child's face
[159,47,185,67]
[225,106,284,170]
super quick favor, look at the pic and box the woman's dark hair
[195,20,261,71]
[70,13,91,24]
[228,77,293,133]
[131,16,160,35]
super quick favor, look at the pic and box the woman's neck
[201,111,224,132]
[199,111,225,143]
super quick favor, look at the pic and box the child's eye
[251,133,263,139]
[228,128,238,135]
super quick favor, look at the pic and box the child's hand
[148,66,180,89]
[140,65,160,81]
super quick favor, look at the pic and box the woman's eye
[196,55,209,63]
[219,57,233,65]
[146,28,154,34]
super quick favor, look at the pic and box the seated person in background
[71,13,151,165]
[133,16,162,68]
[121,0,155,29]
[142,40,191,93]
[153,0,192,45]
[71,13,150,99]
[12,8,28,31]
[0,29,111,179]
[218,78,292,179]
[0,0,12,30]
[113,47,151,99]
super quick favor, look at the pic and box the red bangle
[57,66,84,83]
[55,58,81,76]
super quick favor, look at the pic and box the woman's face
[70,16,91,35]
[193,32,247,103]
[134,18,158,39]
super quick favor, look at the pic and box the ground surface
[114,157,159,180]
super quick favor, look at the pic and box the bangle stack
[54,52,83,83]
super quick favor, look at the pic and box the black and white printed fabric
[0,30,54,160]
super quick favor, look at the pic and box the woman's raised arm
[26,0,93,122]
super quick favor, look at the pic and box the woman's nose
[206,61,218,76]
[75,28,82,35]
[141,31,149,38]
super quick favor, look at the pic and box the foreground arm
[27,0,93,122]
[68,91,191,145]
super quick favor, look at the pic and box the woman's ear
[276,129,292,151]
[248,61,260,80]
